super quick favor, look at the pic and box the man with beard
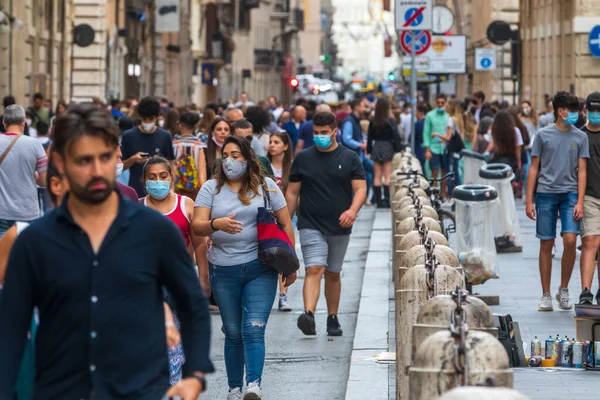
[0,104,213,399]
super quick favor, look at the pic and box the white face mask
[141,122,155,132]
[26,119,32,127]
[158,120,165,128]
[115,163,124,178]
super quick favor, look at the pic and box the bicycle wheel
[437,209,456,241]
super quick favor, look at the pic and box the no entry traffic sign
[395,0,432,31]
[400,30,432,55]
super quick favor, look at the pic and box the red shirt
[116,182,139,203]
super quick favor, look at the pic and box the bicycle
[397,170,457,241]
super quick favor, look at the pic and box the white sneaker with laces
[278,294,292,312]
[227,387,243,400]
[538,293,553,311]
[243,381,262,400]
[556,288,573,310]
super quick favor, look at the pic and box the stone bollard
[396,253,465,400]
[409,328,513,400]
[399,178,430,191]
[411,290,499,387]
[439,387,530,400]
[393,227,448,285]
[397,204,439,223]
[395,216,442,253]
[394,187,428,206]
[399,195,431,210]
[398,243,458,284]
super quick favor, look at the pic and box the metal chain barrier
[450,285,470,387]
[423,237,438,299]
[417,222,429,242]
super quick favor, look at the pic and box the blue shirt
[283,120,303,149]
[414,118,425,162]
[298,120,315,149]
[0,192,214,399]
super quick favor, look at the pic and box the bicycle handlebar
[396,170,455,183]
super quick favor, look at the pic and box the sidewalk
[348,202,600,400]
[202,208,376,400]
[477,200,599,399]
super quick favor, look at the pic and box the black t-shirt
[582,125,600,198]
[289,145,365,236]
[121,127,175,196]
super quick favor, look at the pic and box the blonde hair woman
[439,98,465,196]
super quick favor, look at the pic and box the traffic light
[388,72,396,81]
[290,77,299,91]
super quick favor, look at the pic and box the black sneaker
[326,314,343,337]
[297,311,316,335]
[596,289,600,306]
[579,288,594,305]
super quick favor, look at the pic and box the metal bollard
[439,387,530,400]
[396,249,465,400]
[412,289,498,372]
[409,314,513,400]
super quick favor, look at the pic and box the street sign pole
[410,33,416,152]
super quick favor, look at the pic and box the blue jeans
[209,259,278,389]
[535,192,580,239]
[0,219,16,238]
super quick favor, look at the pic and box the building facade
[0,0,75,107]
[449,0,519,102]
[519,0,600,109]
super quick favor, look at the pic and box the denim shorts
[535,192,580,239]
[429,152,448,171]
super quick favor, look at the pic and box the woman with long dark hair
[198,108,216,143]
[192,136,296,399]
[164,108,180,137]
[267,131,294,312]
[366,97,399,207]
[205,116,232,178]
[508,106,530,196]
[488,110,522,173]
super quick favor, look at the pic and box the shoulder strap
[0,134,22,167]
[262,183,272,210]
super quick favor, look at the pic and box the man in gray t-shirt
[526,91,589,312]
[0,105,48,237]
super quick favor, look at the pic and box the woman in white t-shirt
[267,131,295,312]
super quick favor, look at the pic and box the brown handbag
[0,134,22,167]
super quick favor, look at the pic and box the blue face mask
[145,180,170,199]
[564,111,579,126]
[314,134,332,149]
[437,107,446,113]
[588,111,600,125]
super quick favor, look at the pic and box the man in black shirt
[0,104,213,399]
[286,112,366,337]
[122,96,175,196]
[579,92,600,305]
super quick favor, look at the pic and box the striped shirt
[0,133,48,220]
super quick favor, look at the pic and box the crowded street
[3,1,600,400]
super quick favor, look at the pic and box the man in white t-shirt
[400,104,411,142]
[0,105,48,237]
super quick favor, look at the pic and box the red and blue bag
[257,186,299,275]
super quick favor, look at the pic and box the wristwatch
[190,374,207,392]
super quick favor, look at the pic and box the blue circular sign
[480,57,492,69]
[404,8,424,27]
[589,25,600,58]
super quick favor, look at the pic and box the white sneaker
[243,381,262,400]
[538,293,554,311]
[228,387,243,400]
[278,294,292,312]
[555,288,573,310]
[551,244,556,258]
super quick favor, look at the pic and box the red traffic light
[290,78,299,88]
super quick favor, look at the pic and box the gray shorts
[299,229,350,273]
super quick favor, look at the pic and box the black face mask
[470,106,477,114]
